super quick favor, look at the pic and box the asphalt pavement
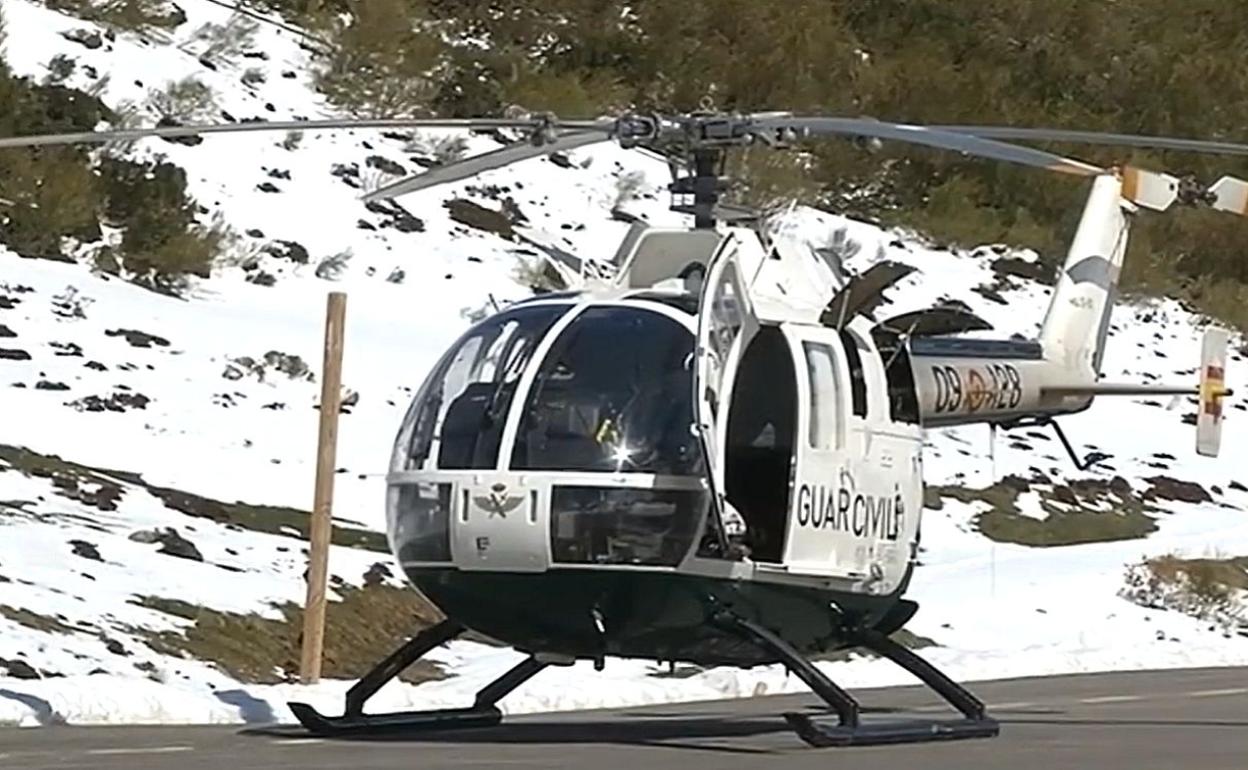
[2,666,1246,769]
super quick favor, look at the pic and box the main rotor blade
[752,116,1105,177]
[928,125,1248,157]
[0,117,611,150]
[363,131,606,202]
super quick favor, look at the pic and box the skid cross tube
[288,619,549,736]
[715,611,999,747]
[346,619,463,716]
[713,611,860,727]
[854,627,988,721]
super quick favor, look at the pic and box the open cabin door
[694,234,759,533]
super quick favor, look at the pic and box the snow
[2,0,1248,729]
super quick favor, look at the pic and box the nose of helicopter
[451,476,550,572]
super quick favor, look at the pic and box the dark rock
[362,561,393,587]
[155,115,203,147]
[266,168,291,180]
[247,271,277,287]
[105,329,170,348]
[257,182,281,193]
[366,155,407,177]
[85,361,107,371]
[1000,474,1031,492]
[51,341,83,357]
[991,256,1053,285]
[1144,475,1211,504]
[36,380,70,391]
[245,228,265,238]
[104,638,130,657]
[364,200,424,233]
[62,28,103,49]
[0,324,14,338]
[1,658,39,679]
[330,163,361,188]
[1109,476,1133,498]
[0,296,19,309]
[972,284,1009,305]
[0,348,31,361]
[445,198,515,239]
[66,392,151,413]
[69,539,103,561]
[922,486,943,510]
[155,528,204,562]
[1230,480,1248,493]
[263,240,309,264]
[1050,484,1079,506]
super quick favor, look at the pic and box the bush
[1120,553,1248,634]
[0,72,111,257]
[43,0,187,35]
[97,157,232,292]
[312,0,443,118]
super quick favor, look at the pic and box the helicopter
[1,110,1243,747]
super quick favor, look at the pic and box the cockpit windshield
[510,306,702,476]
[397,304,569,471]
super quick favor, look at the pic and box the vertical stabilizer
[1039,175,1131,379]
[1197,327,1230,457]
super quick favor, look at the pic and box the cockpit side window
[399,305,569,471]
[511,307,701,475]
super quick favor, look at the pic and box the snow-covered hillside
[2,0,1247,728]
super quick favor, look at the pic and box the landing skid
[287,619,548,736]
[715,612,1000,747]
[287,613,998,748]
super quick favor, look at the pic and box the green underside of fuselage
[406,567,909,668]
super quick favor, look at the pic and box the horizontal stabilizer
[1121,167,1179,211]
[1209,176,1248,217]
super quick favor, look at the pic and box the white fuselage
[386,289,925,601]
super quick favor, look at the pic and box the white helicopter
[2,111,1241,747]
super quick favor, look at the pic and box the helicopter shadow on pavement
[246,703,1065,755]
[248,713,813,755]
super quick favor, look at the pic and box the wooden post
[300,291,346,684]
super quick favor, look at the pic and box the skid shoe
[288,619,548,736]
[715,612,1000,748]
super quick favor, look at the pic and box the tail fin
[1197,326,1231,457]
[1038,175,1131,379]
[1039,169,1181,379]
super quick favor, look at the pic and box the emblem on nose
[474,483,524,519]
